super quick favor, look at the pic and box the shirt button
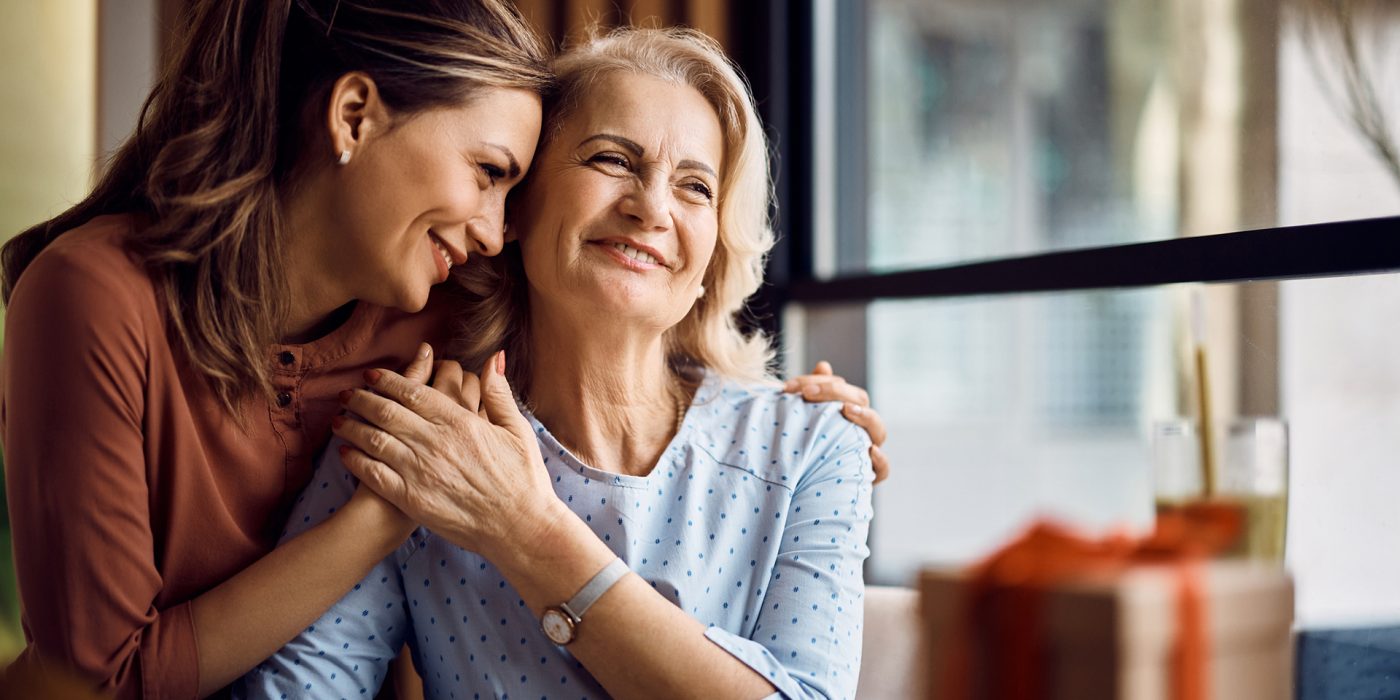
[276,392,292,408]
[278,351,296,366]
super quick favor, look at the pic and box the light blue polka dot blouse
[235,372,874,700]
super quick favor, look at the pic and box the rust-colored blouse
[1,215,450,698]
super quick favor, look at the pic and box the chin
[384,282,433,314]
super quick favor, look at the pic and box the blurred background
[1,0,1397,664]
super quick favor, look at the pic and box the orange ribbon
[943,503,1242,700]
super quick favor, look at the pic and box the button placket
[271,350,302,415]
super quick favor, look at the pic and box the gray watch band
[560,558,628,620]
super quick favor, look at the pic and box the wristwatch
[540,558,628,645]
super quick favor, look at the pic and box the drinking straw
[1192,289,1217,495]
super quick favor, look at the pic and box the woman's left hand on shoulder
[332,347,564,559]
[784,361,889,484]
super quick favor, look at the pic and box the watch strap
[560,558,628,620]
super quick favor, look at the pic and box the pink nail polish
[496,350,506,375]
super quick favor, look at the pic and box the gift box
[919,521,1294,700]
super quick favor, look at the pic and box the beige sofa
[856,586,926,700]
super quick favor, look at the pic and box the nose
[464,192,507,257]
[618,176,673,232]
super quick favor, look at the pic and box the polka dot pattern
[236,373,874,700]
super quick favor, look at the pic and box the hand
[784,361,890,484]
[331,349,560,559]
[342,342,438,536]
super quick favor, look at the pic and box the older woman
[239,27,873,700]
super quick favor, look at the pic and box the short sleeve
[2,239,201,699]
[233,439,411,699]
[709,413,875,700]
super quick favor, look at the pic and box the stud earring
[697,284,706,299]
[337,150,351,166]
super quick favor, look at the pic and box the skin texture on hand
[332,349,560,562]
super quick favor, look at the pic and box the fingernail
[364,369,382,385]
[332,415,345,430]
[338,444,349,457]
[339,389,354,403]
[846,403,863,416]
[496,350,506,375]
[418,343,431,359]
[783,380,796,392]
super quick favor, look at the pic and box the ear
[325,71,391,161]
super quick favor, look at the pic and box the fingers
[362,367,454,423]
[401,343,434,384]
[340,384,428,435]
[782,361,837,392]
[332,413,414,468]
[430,361,481,413]
[791,378,872,407]
[478,350,527,435]
[841,402,888,447]
[784,374,842,394]
[338,443,410,507]
[869,445,890,484]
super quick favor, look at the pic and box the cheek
[686,220,721,283]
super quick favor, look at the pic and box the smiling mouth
[610,241,660,266]
[429,230,470,268]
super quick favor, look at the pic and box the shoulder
[687,373,871,489]
[10,214,157,324]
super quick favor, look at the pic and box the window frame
[730,1,1400,330]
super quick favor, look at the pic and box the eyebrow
[579,133,718,180]
[484,143,521,179]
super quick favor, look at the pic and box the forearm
[485,503,778,700]
[191,493,413,696]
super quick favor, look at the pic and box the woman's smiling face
[325,85,542,314]
[512,71,723,333]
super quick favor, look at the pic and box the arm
[233,441,412,700]
[2,250,423,697]
[503,418,873,700]
[189,484,414,695]
[332,358,867,699]
[703,421,875,699]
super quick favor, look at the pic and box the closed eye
[682,180,715,202]
[481,163,507,185]
[589,152,631,170]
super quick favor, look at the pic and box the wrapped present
[920,508,1293,700]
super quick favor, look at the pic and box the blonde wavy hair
[450,26,777,397]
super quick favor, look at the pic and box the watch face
[541,608,575,645]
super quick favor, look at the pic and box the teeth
[611,242,659,265]
[431,236,453,269]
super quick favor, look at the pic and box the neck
[527,300,686,477]
[279,179,355,344]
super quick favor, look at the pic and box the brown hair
[1,0,550,415]
[450,26,776,399]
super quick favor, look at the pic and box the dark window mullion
[788,216,1400,303]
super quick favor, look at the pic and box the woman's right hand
[338,341,442,540]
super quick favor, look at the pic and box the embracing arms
[330,354,875,699]
[2,247,431,697]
